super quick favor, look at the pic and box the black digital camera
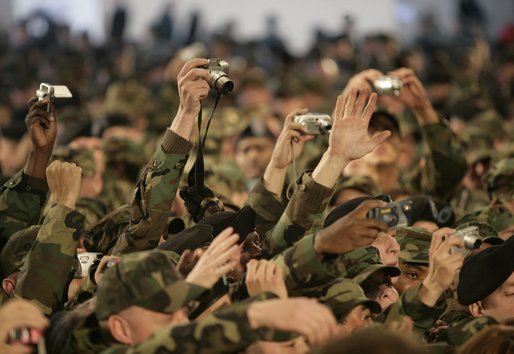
[367,200,413,228]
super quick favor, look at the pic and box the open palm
[328,88,391,160]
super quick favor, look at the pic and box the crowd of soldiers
[1,10,514,354]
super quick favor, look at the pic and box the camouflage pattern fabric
[272,235,344,296]
[100,176,135,214]
[451,186,490,221]
[343,246,383,279]
[0,225,39,278]
[380,283,447,334]
[262,172,334,257]
[247,178,286,238]
[317,278,381,322]
[403,118,467,201]
[0,171,48,249]
[396,226,432,265]
[75,198,109,230]
[52,146,97,177]
[106,129,192,255]
[484,157,514,201]
[14,204,85,315]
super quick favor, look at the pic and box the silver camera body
[75,252,103,278]
[201,59,234,94]
[36,83,72,112]
[373,76,403,96]
[450,226,482,255]
[294,113,332,135]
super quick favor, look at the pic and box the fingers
[177,58,209,79]
[430,228,455,255]
[333,94,347,121]
[343,88,358,118]
[362,92,378,123]
[285,108,308,125]
[369,130,392,147]
[351,88,370,117]
[351,199,387,219]
[181,67,210,83]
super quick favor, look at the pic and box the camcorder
[200,59,234,95]
[294,113,332,135]
[74,252,103,278]
[373,76,403,96]
[367,200,413,228]
[450,226,482,255]
[36,83,73,112]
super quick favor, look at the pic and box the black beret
[408,195,455,228]
[158,224,213,254]
[457,236,514,305]
[198,205,256,241]
[323,194,392,228]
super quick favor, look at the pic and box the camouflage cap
[52,146,96,177]
[476,205,514,234]
[353,264,402,285]
[95,250,206,320]
[484,158,514,199]
[335,175,380,196]
[103,79,152,119]
[0,226,39,278]
[344,246,401,282]
[103,137,146,168]
[456,221,503,245]
[319,278,381,322]
[396,226,431,265]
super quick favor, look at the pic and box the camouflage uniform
[92,129,192,255]
[402,118,467,201]
[0,171,48,249]
[15,204,85,315]
[396,226,431,265]
[247,179,286,238]
[262,172,334,257]
[484,157,514,203]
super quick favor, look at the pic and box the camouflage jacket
[272,235,343,296]
[0,171,48,250]
[262,172,334,257]
[246,178,286,238]
[15,203,85,315]
[404,119,467,201]
[378,283,447,334]
[66,294,293,354]
[102,129,192,255]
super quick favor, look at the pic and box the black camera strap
[181,92,223,221]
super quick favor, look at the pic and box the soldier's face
[371,231,400,267]
[235,137,274,179]
[395,263,429,295]
[478,272,514,322]
[338,305,373,335]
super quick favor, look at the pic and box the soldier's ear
[469,302,485,317]
[108,314,133,345]
[1,278,15,297]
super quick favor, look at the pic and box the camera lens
[382,213,398,227]
[214,76,234,94]
[320,122,332,134]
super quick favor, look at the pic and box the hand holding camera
[25,96,58,152]
[420,227,466,306]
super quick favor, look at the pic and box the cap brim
[353,264,402,284]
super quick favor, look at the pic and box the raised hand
[185,227,240,289]
[25,97,57,151]
[419,227,465,306]
[342,69,384,97]
[46,160,82,209]
[245,259,288,299]
[328,88,391,161]
[387,68,438,125]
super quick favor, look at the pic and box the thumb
[369,130,391,147]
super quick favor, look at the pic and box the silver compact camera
[200,59,234,94]
[294,113,332,135]
[74,252,103,278]
[36,83,73,112]
[373,76,403,96]
[450,226,482,255]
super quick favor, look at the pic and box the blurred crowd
[1,2,514,354]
